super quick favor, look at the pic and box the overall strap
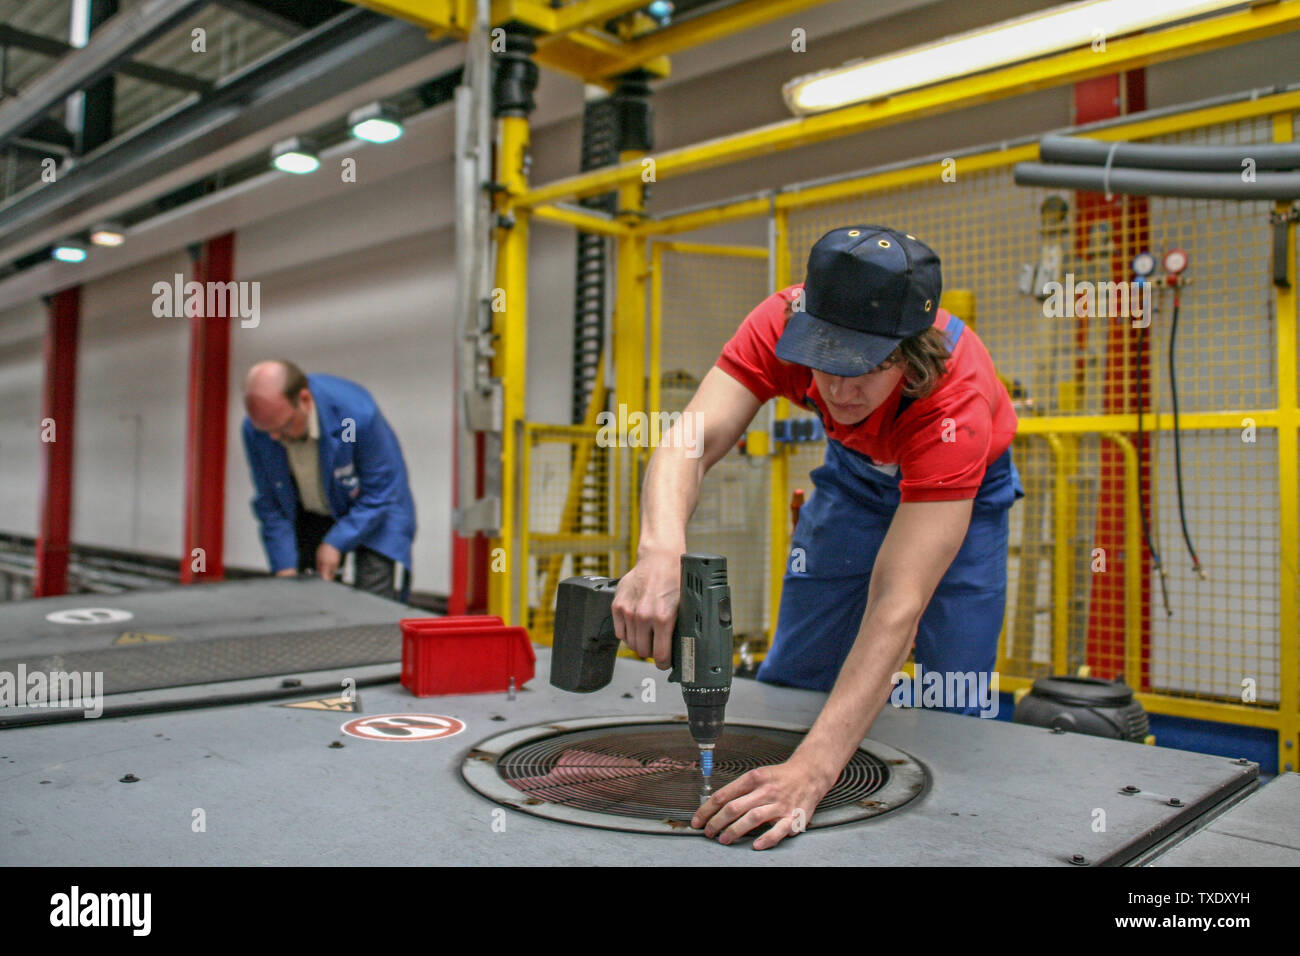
[894,314,966,422]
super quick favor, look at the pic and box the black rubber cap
[1029,675,1133,708]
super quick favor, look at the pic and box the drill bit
[698,744,714,804]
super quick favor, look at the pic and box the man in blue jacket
[241,360,416,601]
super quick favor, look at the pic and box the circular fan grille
[462,718,927,835]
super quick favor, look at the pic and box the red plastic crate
[400,616,535,697]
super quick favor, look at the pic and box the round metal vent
[462,716,927,835]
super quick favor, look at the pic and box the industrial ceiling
[0,1,348,205]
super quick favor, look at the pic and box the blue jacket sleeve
[322,409,405,556]
[242,422,298,573]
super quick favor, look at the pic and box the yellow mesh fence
[515,95,1298,768]
[777,111,1294,731]
[653,244,771,642]
[521,425,635,644]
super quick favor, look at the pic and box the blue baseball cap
[776,225,943,377]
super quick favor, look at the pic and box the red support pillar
[449,422,492,614]
[1074,72,1153,685]
[33,287,81,597]
[180,233,235,584]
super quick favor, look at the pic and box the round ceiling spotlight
[271,137,320,175]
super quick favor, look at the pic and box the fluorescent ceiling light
[52,240,88,263]
[271,137,320,174]
[784,0,1247,115]
[89,223,126,247]
[349,102,403,144]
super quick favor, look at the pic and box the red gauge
[1163,248,1188,275]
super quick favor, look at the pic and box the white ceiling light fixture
[89,222,126,247]
[52,240,88,263]
[271,137,321,175]
[349,102,404,144]
[783,0,1248,116]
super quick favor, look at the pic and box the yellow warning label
[115,632,175,645]
[279,696,358,712]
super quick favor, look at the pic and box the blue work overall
[755,325,1026,715]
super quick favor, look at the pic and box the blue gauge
[1132,252,1156,278]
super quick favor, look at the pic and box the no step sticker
[340,714,465,742]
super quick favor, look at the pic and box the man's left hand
[316,543,342,581]
[691,756,835,850]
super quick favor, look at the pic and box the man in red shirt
[611,225,1023,849]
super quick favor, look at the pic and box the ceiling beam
[0,0,212,151]
[215,0,353,33]
[0,25,213,94]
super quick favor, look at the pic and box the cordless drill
[550,553,733,796]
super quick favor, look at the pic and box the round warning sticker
[340,714,466,742]
[45,607,134,625]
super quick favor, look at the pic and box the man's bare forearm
[791,604,917,785]
[636,442,703,558]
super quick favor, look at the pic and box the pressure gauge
[1132,252,1156,278]
[1163,248,1188,275]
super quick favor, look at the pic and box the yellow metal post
[520,416,533,631]
[614,150,648,573]
[767,209,793,641]
[489,113,531,624]
[1274,112,1299,774]
[1042,434,1073,675]
[1102,433,1145,689]
[649,243,663,423]
[942,289,976,328]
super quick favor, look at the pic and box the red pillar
[1074,72,1153,685]
[449,410,492,614]
[33,287,81,597]
[180,234,235,584]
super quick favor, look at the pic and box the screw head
[1169,797,1183,807]
[281,678,302,688]
[119,773,140,783]
[1122,785,1140,793]
[1070,854,1087,865]
[328,741,344,749]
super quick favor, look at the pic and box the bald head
[244,360,312,442]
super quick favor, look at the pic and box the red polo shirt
[716,284,1018,502]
